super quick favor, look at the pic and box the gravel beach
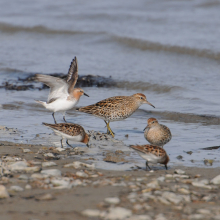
[1,132,220,220]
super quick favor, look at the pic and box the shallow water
[0,0,220,169]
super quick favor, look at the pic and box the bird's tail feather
[35,100,47,107]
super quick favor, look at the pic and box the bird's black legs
[52,112,57,124]
[63,116,67,123]
[146,161,151,171]
[66,140,72,148]
[60,139,64,148]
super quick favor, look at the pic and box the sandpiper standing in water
[43,122,90,148]
[36,57,89,124]
[144,118,172,148]
[77,93,155,137]
[130,144,169,170]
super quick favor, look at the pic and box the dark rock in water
[0,73,116,91]
[176,155,183,160]
[185,151,193,155]
[201,146,220,150]
[0,82,34,91]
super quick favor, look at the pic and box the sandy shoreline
[0,134,220,220]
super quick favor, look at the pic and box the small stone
[44,153,56,158]
[211,175,220,184]
[76,171,89,178]
[127,215,152,220]
[25,184,32,190]
[64,161,95,170]
[104,197,120,205]
[173,174,190,179]
[51,178,70,189]
[197,209,211,215]
[18,174,29,180]
[176,155,183,160]
[82,209,101,218]
[158,197,171,205]
[35,193,55,201]
[56,147,66,152]
[0,185,9,198]
[174,169,185,174]
[202,195,215,201]
[9,185,24,192]
[42,161,57,167]
[178,188,190,194]
[31,173,46,179]
[9,161,28,171]
[189,214,205,220]
[155,214,167,220]
[22,149,32,153]
[147,180,159,189]
[162,192,183,205]
[192,182,212,189]
[133,204,143,211]
[157,176,165,182]
[105,207,132,220]
[41,169,61,177]
[200,179,209,185]
[165,174,173,179]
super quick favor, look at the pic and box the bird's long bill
[143,125,148,131]
[145,100,155,108]
[84,92,89,97]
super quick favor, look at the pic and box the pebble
[64,161,95,170]
[51,178,70,189]
[35,193,55,201]
[42,161,57,167]
[127,215,152,220]
[9,185,24,192]
[0,185,9,198]
[192,182,213,189]
[146,180,159,189]
[41,169,61,177]
[31,173,47,179]
[178,188,190,194]
[162,192,183,205]
[157,197,171,205]
[189,214,205,219]
[104,197,120,205]
[22,148,32,153]
[44,153,56,158]
[155,214,167,220]
[82,209,101,218]
[174,169,186,174]
[9,161,28,171]
[157,176,165,182]
[211,175,220,185]
[18,174,29,180]
[56,147,66,152]
[197,209,211,215]
[76,171,89,178]
[105,207,132,220]
[25,184,32,190]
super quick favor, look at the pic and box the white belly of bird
[138,152,163,164]
[53,129,83,142]
[46,98,78,112]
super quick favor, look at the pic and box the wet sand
[0,136,220,220]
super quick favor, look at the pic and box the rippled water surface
[0,0,220,169]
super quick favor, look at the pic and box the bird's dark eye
[140,97,143,99]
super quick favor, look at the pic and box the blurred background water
[0,0,220,169]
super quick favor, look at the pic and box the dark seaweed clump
[0,73,116,91]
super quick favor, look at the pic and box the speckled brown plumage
[144,118,172,148]
[43,122,89,147]
[77,93,155,137]
[130,144,169,170]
